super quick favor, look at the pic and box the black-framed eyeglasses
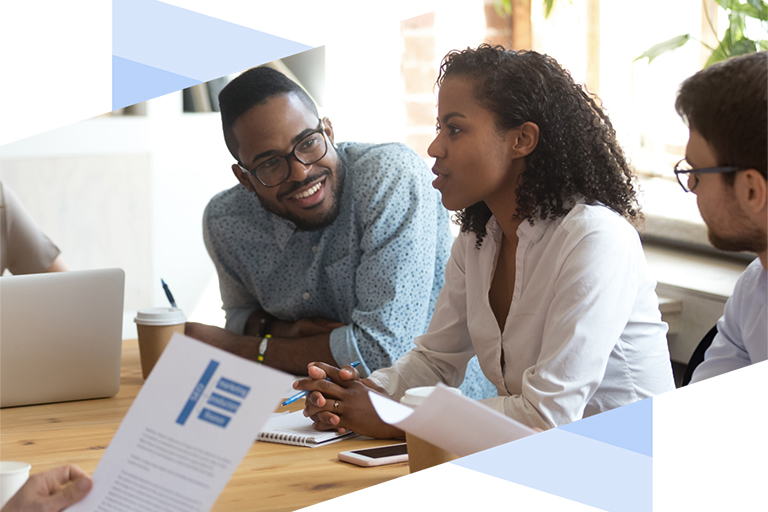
[238,120,328,188]
[673,158,743,193]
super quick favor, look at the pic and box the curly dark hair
[437,44,640,245]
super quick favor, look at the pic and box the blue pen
[282,361,361,406]
[161,279,177,308]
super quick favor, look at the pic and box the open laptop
[0,268,125,408]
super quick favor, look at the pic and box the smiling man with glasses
[183,66,494,399]
[674,52,767,384]
[232,116,340,232]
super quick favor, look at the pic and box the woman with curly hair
[297,45,674,436]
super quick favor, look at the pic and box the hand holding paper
[67,333,294,512]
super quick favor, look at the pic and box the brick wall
[399,4,532,158]
[482,0,532,50]
[484,0,511,47]
[400,12,437,158]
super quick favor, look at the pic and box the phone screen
[353,444,408,459]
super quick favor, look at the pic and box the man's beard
[708,226,767,254]
[706,205,767,254]
[256,158,347,231]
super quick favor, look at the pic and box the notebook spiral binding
[259,432,310,447]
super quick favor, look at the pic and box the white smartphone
[338,443,409,467]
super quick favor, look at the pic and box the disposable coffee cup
[400,386,461,473]
[0,461,31,507]
[134,307,187,379]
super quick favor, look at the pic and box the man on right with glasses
[673,51,767,383]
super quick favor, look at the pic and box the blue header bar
[176,360,220,426]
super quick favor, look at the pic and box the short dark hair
[219,66,319,161]
[676,51,767,185]
[437,44,640,245]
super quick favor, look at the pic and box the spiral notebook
[258,410,357,447]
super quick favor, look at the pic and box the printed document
[369,383,537,457]
[68,333,293,512]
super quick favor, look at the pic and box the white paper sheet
[68,333,294,512]
[369,383,537,457]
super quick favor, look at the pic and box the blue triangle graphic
[113,0,312,85]
[112,56,200,111]
[559,397,653,456]
[454,429,652,512]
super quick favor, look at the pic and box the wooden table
[0,340,409,511]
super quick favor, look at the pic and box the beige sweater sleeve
[0,181,60,275]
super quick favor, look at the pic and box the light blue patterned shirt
[204,142,496,399]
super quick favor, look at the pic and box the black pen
[161,279,177,308]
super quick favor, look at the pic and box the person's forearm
[244,309,275,336]
[262,333,339,375]
[186,322,339,374]
[261,318,297,338]
[45,254,68,272]
[243,310,320,338]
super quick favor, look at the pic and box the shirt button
[311,246,318,253]
[302,292,310,300]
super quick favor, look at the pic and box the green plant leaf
[730,11,747,38]
[741,0,768,21]
[731,36,759,54]
[645,1,766,67]
[705,38,732,66]
[635,34,691,63]
[714,0,735,11]
[717,0,768,21]
[544,0,555,17]
[495,0,572,20]
[494,0,512,17]
[704,51,726,67]
[746,0,768,19]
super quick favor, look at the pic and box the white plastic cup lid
[400,386,461,408]
[134,307,187,326]
[0,461,31,475]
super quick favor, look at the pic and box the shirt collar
[755,263,767,306]
[486,216,502,240]
[518,197,585,243]
[517,216,549,243]
[486,215,550,244]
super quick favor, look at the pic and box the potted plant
[636,0,768,67]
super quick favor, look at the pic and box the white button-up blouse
[368,204,675,429]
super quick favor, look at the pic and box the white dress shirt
[368,204,675,429]
[690,258,767,383]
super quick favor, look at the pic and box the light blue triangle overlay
[453,429,652,512]
[113,0,312,82]
[559,397,653,457]
[112,56,200,111]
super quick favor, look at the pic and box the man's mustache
[277,169,332,200]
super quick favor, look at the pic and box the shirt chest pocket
[324,252,359,321]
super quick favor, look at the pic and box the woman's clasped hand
[295,363,404,439]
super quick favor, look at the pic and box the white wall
[0,91,235,338]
